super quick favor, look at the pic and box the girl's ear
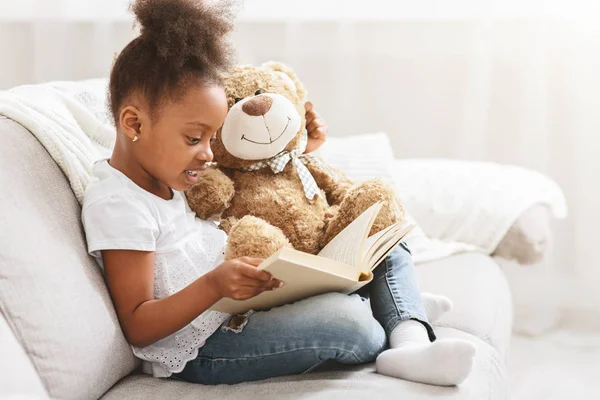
[119,106,143,141]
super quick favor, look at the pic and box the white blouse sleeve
[82,193,159,259]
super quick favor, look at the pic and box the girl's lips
[184,171,198,185]
[184,163,207,184]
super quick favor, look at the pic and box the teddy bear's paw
[185,168,235,220]
[367,182,407,236]
[324,180,407,243]
[225,215,292,260]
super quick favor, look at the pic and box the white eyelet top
[82,160,230,378]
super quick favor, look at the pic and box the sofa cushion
[0,118,137,400]
[0,311,49,399]
[101,327,507,400]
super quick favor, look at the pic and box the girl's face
[124,84,228,193]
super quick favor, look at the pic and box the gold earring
[132,135,139,142]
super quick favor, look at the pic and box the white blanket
[0,79,115,204]
[319,134,568,264]
[389,158,568,255]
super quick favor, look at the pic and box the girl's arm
[102,250,282,348]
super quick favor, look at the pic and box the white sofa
[0,110,554,399]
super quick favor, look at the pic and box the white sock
[421,292,453,323]
[376,320,477,386]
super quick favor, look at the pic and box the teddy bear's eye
[255,89,264,95]
[234,97,243,104]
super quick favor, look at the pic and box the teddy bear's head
[210,61,307,169]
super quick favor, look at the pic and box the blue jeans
[173,243,434,385]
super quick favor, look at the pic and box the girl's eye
[255,89,264,95]
[234,97,243,104]
[210,135,217,143]
[188,136,201,145]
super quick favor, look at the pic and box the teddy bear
[185,61,405,260]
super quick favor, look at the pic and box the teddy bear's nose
[242,95,273,117]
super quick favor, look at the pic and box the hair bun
[130,0,237,70]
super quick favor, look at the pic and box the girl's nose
[198,145,213,162]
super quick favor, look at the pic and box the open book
[211,202,415,314]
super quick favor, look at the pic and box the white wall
[1,0,599,321]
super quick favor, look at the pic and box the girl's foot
[421,292,452,323]
[376,320,476,386]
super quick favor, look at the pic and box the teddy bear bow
[240,135,337,200]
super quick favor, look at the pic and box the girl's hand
[304,101,328,154]
[206,257,284,300]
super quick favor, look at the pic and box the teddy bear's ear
[261,61,307,102]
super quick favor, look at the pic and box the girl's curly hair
[109,0,237,123]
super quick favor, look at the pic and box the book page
[317,202,382,267]
[363,223,396,258]
[365,223,416,270]
[367,237,404,272]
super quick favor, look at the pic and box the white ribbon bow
[240,133,337,200]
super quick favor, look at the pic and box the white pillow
[314,132,395,183]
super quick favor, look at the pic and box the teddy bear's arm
[305,158,354,206]
[184,166,235,220]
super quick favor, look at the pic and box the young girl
[82,0,476,387]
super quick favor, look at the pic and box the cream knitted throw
[0,79,114,204]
